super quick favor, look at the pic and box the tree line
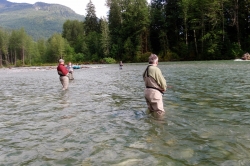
[0,0,248,67]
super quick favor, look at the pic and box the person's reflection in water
[143,54,167,120]
[59,90,70,107]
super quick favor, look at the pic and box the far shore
[0,64,108,70]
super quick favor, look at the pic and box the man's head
[59,59,64,64]
[149,54,158,65]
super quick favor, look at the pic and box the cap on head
[149,54,158,64]
[59,59,64,63]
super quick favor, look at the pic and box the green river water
[0,60,250,166]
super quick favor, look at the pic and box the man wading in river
[67,62,74,80]
[57,59,69,90]
[143,54,167,119]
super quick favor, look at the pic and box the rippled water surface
[1,61,250,166]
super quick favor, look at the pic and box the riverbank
[0,64,106,71]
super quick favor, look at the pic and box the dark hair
[149,54,158,64]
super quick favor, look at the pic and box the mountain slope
[0,0,85,40]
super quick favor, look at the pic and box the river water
[0,60,250,166]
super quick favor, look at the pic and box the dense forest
[0,0,249,67]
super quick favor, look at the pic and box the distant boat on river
[73,65,81,69]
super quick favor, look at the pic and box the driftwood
[242,52,250,60]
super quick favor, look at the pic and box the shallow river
[0,60,250,166]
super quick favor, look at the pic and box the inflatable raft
[73,65,80,69]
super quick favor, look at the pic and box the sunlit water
[0,61,250,166]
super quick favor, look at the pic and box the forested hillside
[0,0,84,40]
[0,0,249,67]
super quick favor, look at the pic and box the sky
[8,0,151,18]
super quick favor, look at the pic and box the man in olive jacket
[143,54,167,119]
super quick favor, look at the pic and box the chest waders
[144,65,164,94]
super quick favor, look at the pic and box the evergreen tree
[62,20,84,53]
[8,28,31,66]
[122,0,150,61]
[100,17,110,57]
[85,0,99,35]
[150,0,170,59]
[18,28,29,66]
[37,39,47,63]
[47,33,67,62]
[0,29,9,66]
[107,0,122,60]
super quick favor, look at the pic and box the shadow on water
[0,61,250,165]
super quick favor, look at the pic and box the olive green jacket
[143,65,167,92]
